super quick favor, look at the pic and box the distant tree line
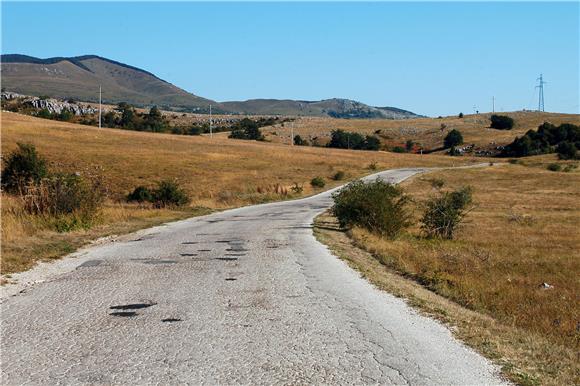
[327,130,381,151]
[501,122,579,159]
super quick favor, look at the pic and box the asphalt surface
[1,168,505,385]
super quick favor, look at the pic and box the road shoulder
[314,212,540,386]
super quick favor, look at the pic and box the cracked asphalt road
[1,168,505,385]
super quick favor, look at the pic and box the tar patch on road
[216,257,239,261]
[110,311,137,317]
[161,318,182,323]
[77,260,103,268]
[110,302,156,310]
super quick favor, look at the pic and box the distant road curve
[1,167,505,385]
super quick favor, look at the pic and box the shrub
[294,135,308,146]
[405,140,414,152]
[458,112,464,118]
[152,180,190,207]
[332,179,411,238]
[421,186,473,239]
[127,186,154,203]
[490,114,514,130]
[563,164,578,172]
[1,143,48,194]
[391,146,406,153]
[367,162,378,170]
[310,176,326,188]
[444,129,463,148]
[547,163,561,172]
[22,173,105,231]
[508,159,520,164]
[556,142,577,160]
[332,171,345,181]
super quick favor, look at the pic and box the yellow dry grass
[1,112,473,274]
[265,111,580,150]
[316,158,579,385]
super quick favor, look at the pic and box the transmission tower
[536,74,546,112]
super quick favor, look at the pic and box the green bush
[458,112,464,118]
[127,186,154,203]
[310,176,326,188]
[547,163,561,172]
[152,180,190,207]
[332,171,345,181]
[332,179,411,238]
[444,129,463,148]
[490,114,514,130]
[1,143,48,194]
[421,186,473,239]
[391,146,406,153]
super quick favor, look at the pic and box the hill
[1,54,224,113]
[2,54,420,118]
[263,111,580,152]
[222,98,420,119]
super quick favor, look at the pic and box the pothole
[216,257,239,261]
[180,253,197,257]
[225,278,237,281]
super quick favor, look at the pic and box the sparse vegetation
[546,163,561,172]
[332,179,411,238]
[490,114,515,130]
[293,134,308,146]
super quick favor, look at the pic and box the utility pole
[209,104,213,138]
[98,85,102,129]
[536,74,546,112]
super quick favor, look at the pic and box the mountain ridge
[1,54,421,118]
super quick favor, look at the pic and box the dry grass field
[264,111,580,151]
[316,157,579,385]
[1,112,474,275]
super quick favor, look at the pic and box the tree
[363,135,381,150]
[444,129,463,148]
[556,142,577,160]
[490,115,514,130]
[228,118,264,140]
[458,112,464,118]
[405,140,414,152]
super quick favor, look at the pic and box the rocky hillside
[222,98,420,119]
[1,54,223,113]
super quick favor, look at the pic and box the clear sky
[2,1,578,116]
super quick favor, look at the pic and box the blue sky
[2,2,578,116]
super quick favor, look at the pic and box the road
[1,168,505,385]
